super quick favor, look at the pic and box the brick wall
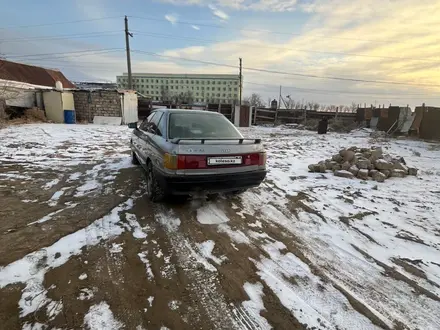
[73,90,122,122]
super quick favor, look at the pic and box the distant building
[116,73,240,104]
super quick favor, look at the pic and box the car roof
[153,109,222,115]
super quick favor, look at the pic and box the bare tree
[243,93,265,107]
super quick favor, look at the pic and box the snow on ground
[239,126,440,329]
[83,301,124,330]
[1,123,440,329]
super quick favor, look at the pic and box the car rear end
[155,111,267,195]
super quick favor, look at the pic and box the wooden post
[253,106,257,125]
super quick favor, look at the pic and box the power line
[129,15,398,45]
[4,48,124,59]
[0,31,121,43]
[131,30,440,63]
[246,82,439,99]
[0,16,123,30]
[130,49,440,88]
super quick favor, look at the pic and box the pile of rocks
[308,146,418,182]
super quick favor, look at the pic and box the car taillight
[178,155,206,169]
[164,153,207,170]
[164,153,266,170]
[259,152,267,165]
[164,153,178,170]
[244,153,266,166]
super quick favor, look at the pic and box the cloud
[164,14,178,25]
[161,0,298,12]
[208,5,229,20]
[191,25,200,30]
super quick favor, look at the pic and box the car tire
[132,151,140,165]
[146,162,166,202]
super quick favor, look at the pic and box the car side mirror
[128,122,138,129]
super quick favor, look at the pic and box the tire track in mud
[161,198,308,330]
[238,183,439,330]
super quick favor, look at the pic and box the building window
[171,86,173,89]
[217,93,220,97]
[201,81,204,85]
[197,87,199,90]
[156,80,158,83]
[191,80,194,84]
[223,81,226,85]
[141,79,144,82]
[186,80,189,83]
[235,81,238,85]
[201,87,204,90]
[206,93,209,96]
[223,93,226,97]
[180,80,183,83]
[234,88,238,91]
[218,87,221,91]
[212,81,215,85]
[195,80,198,84]
[207,81,210,85]
[234,94,238,98]
[223,87,226,91]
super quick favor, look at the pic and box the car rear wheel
[146,162,166,202]
[132,151,140,165]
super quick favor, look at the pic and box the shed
[73,89,138,124]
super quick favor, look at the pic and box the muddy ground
[0,124,439,330]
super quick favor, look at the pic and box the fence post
[253,106,257,125]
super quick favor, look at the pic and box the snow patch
[138,252,154,280]
[197,240,227,265]
[83,301,124,330]
[79,273,88,280]
[109,243,124,254]
[242,282,272,329]
[197,203,230,224]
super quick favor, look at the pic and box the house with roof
[0,59,75,118]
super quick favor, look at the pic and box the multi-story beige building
[116,73,240,104]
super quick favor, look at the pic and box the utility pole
[239,58,242,108]
[124,16,133,90]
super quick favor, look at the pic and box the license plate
[208,156,242,165]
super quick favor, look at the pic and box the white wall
[121,92,138,124]
[43,91,63,123]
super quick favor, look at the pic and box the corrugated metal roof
[0,59,76,89]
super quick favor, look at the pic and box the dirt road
[1,124,439,330]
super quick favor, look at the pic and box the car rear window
[169,113,242,139]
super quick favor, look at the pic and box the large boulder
[371,147,383,160]
[334,170,355,179]
[393,161,409,173]
[340,149,356,162]
[356,159,371,169]
[357,169,369,180]
[374,159,394,170]
[391,169,406,178]
[341,161,351,171]
[372,171,387,182]
[348,146,358,152]
[408,167,418,176]
[332,154,343,163]
[348,165,359,176]
[332,164,342,171]
[369,169,379,177]
[380,169,391,178]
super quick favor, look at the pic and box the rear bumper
[154,169,267,195]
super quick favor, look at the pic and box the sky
[0,0,439,107]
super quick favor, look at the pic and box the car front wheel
[146,162,166,202]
